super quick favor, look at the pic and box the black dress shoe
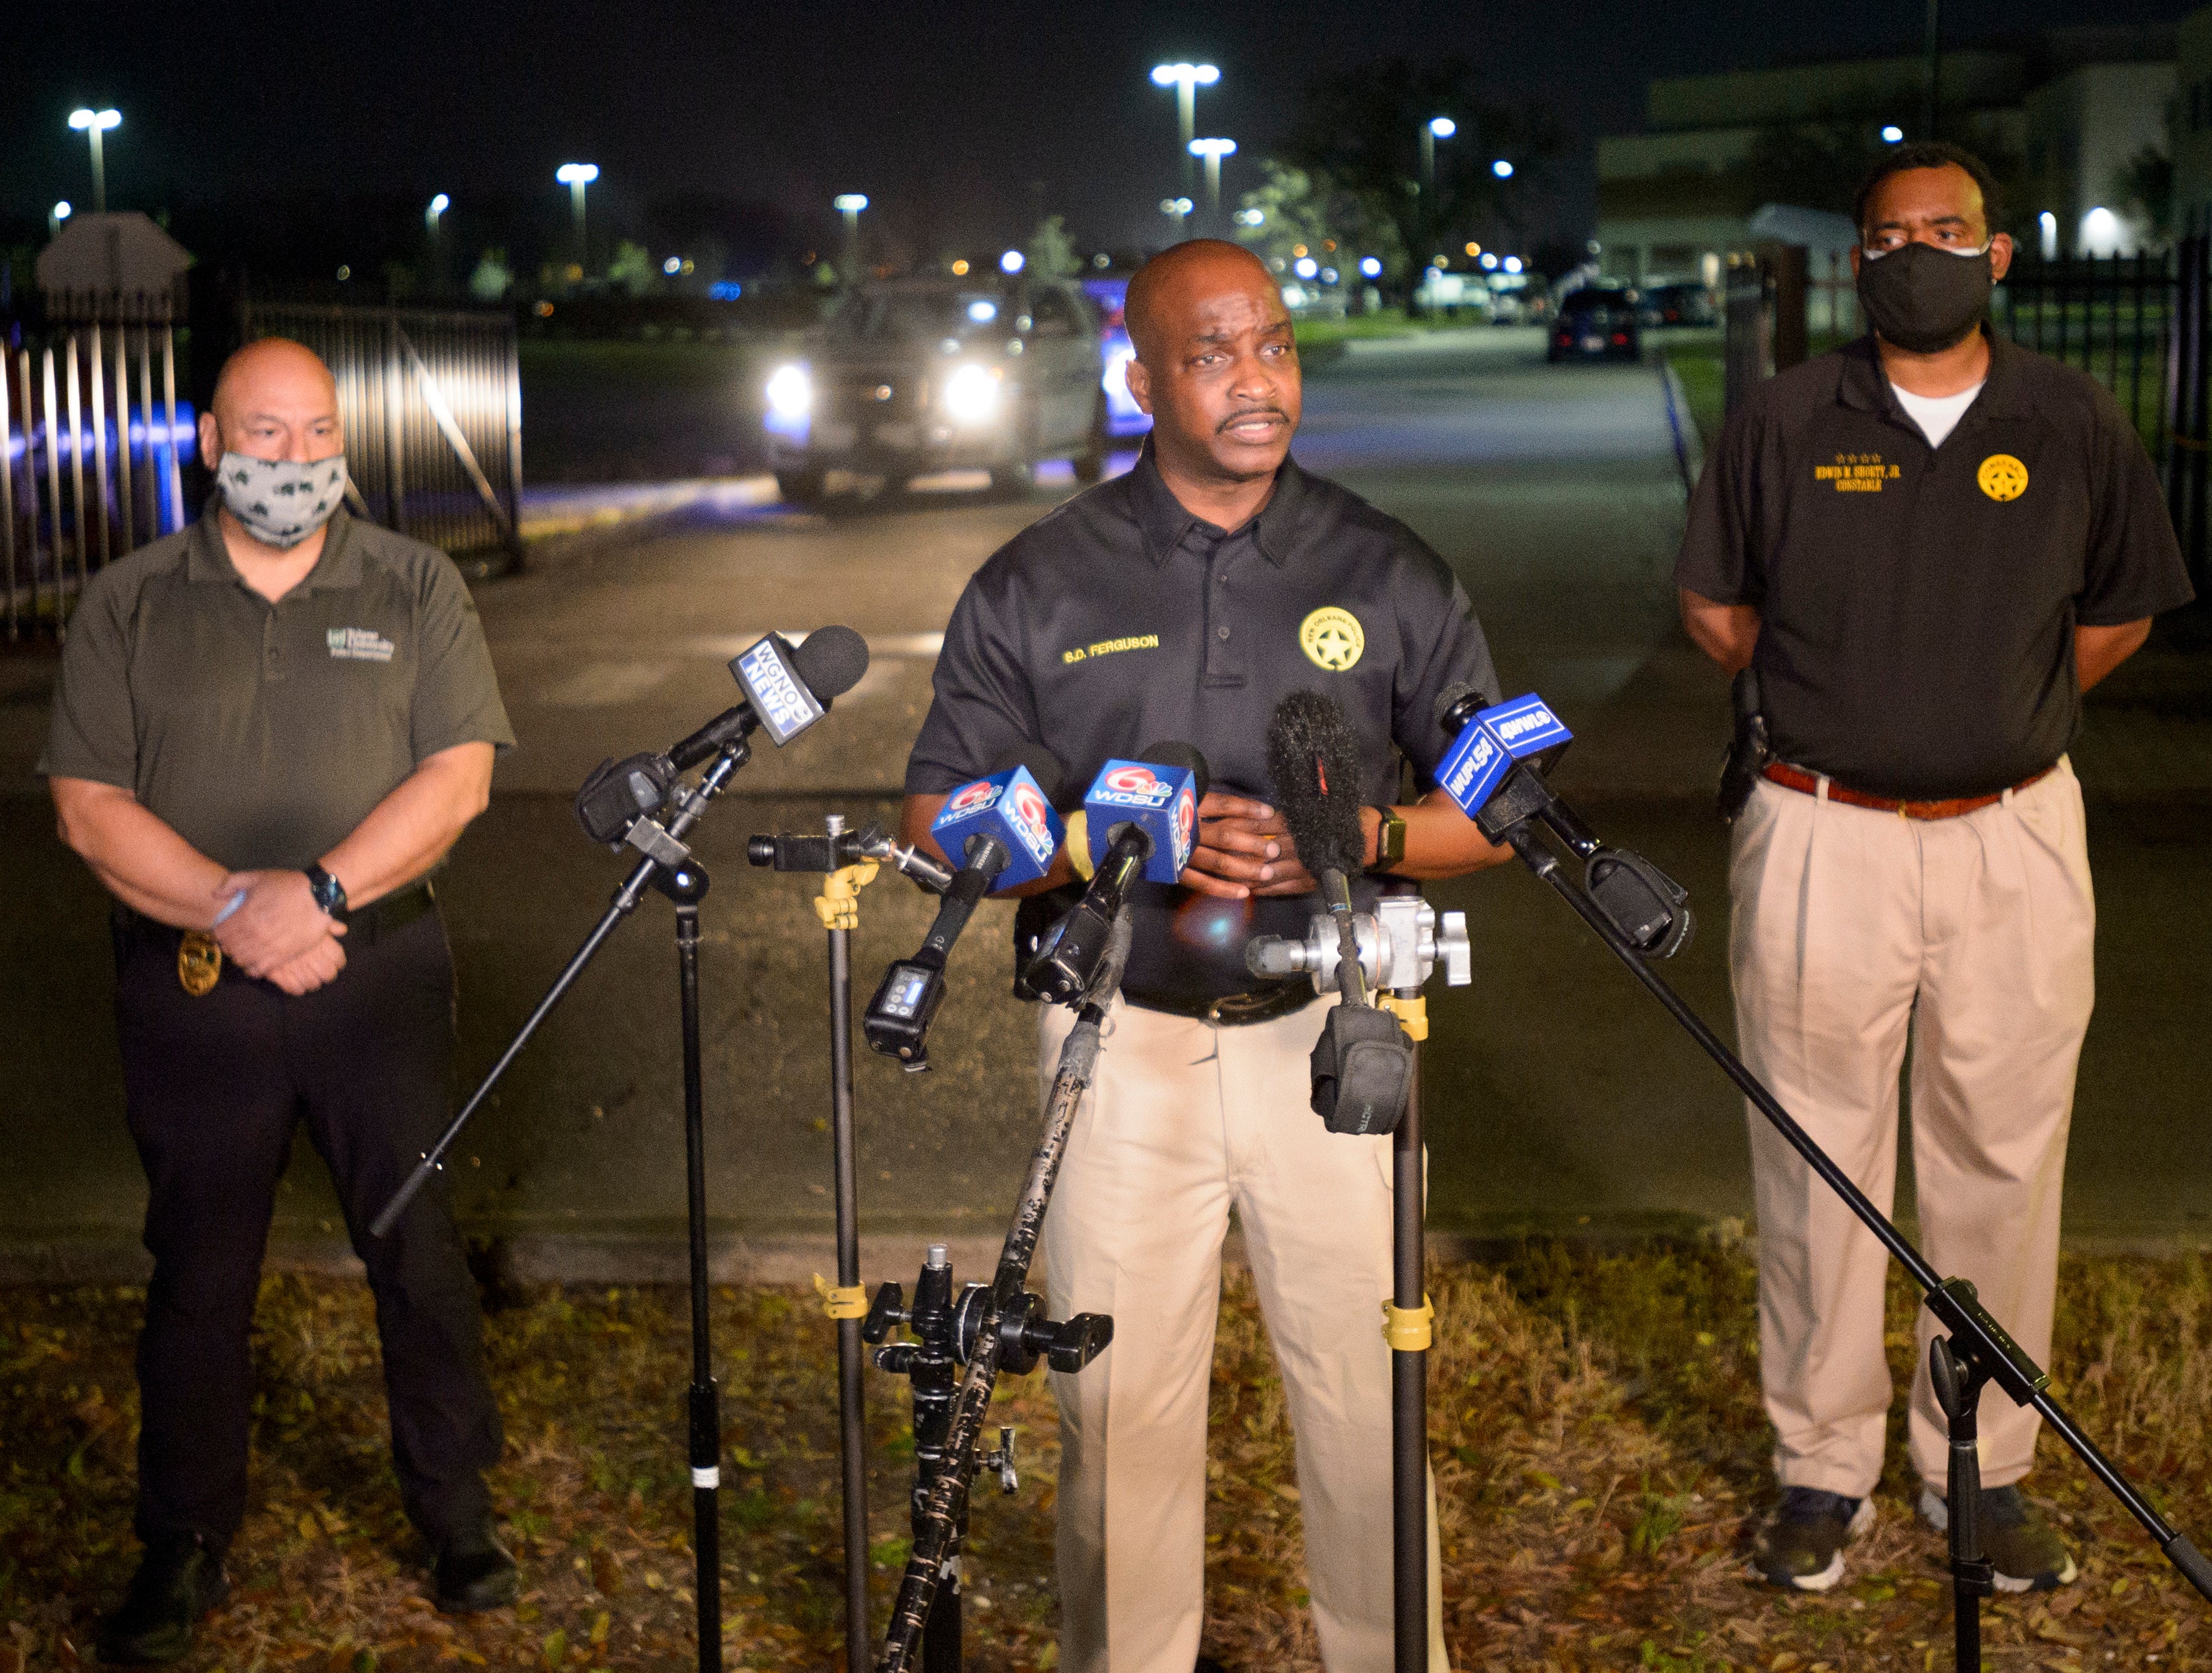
[97,1535,228,1665]
[434,1524,519,1613]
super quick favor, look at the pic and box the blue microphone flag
[932,765,1066,888]
[1083,759,1201,884]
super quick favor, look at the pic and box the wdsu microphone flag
[932,765,1066,888]
[1083,760,1200,884]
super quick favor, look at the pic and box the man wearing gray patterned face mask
[42,337,520,1660]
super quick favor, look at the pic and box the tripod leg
[830,921,872,1667]
[922,1563,963,1673]
[1388,1001,1431,1673]
[678,902,725,1673]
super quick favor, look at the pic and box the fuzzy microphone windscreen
[1266,690,1367,882]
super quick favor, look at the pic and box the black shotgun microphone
[1267,690,1413,1137]
[1267,690,1373,999]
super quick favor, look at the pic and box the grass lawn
[7,1246,2209,1670]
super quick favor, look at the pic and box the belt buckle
[178,931,222,996]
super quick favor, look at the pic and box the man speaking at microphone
[1677,144,2194,1593]
[902,239,1508,1671]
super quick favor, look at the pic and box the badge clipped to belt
[177,931,223,996]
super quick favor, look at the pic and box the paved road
[5,330,2209,1280]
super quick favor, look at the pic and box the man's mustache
[1217,407,1290,434]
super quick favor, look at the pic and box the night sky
[6,0,2200,270]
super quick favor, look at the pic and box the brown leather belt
[1761,762,2056,821]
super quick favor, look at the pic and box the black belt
[1123,984,1316,1028]
[117,880,437,960]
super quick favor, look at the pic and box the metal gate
[239,301,522,563]
[1,307,194,641]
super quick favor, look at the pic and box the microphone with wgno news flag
[1435,686,1693,960]
[863,758,1066,1070]
[1020,744,1208,1005]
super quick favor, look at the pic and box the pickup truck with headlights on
[762,275,1108,505]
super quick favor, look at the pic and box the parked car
[1547,288,1641,362]
[762,276,1107,503]
[1636,282,1718,329]
[1079,274,1153,440]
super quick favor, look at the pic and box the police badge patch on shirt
[328,627,396,662]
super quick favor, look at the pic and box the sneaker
[1917,1484,2078,1593]
[1748,1487,1875,1591]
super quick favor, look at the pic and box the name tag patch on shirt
[1977,453,2030,501]
[1299,606,1365,671]
[1061,632,1160,666]
[1814,453,1901,493]
[327,626,396,663]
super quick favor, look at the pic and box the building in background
[2172,7,2212,238]
[1597,28,2176,286]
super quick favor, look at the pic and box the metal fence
[1,302,195,640]
[1994,243,2209,592]
[239,302,522,562]
[1,296,522,642]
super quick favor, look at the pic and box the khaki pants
[1039,995,1449,1673]
[1729,762,2095,1497]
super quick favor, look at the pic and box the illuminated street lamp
[1151,62,1220,195]
[1188,137,1236,228]
[426,192,449,237]
[834,193,868,280]
[556,162,599,270]
[49,200,71,239]
[68,108,121,213]
[1160,197,1194,236]
[1492,158,1514,179]
[1417,117,1454,314]
[1000,248,1026,274]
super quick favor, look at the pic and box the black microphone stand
[745,817,952,1671]
[863,913,1129,1673]
[370,736,759,1673]
[1489,789,2212,1665]
[1378,883,1432,1673]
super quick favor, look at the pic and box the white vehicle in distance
[763,276,1107,505]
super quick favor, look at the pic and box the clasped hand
[213,869,347,994]
[1178,791,1323,900]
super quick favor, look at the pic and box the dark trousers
[114,906,503,1552]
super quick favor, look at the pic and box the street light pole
[1151,63,1219,200]
[1189,138,1236,233]
[1160,197,1194,238]
[556,163,599,277]
[1417,117,1455,317]
[833,195,868,284]
[68,108,121,215]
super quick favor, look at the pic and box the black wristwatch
[1367,806,1406,869]
[304,863,348,919]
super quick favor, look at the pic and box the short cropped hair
[1852,141,2004,237]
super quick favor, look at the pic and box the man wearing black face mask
[1674,143,2193,1596]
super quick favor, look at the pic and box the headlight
[942,363,1002,424]
[765,363,811,420]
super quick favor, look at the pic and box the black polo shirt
[907,444,1498,1011]
[40,507,514,871]
[1676,332,2193,799]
